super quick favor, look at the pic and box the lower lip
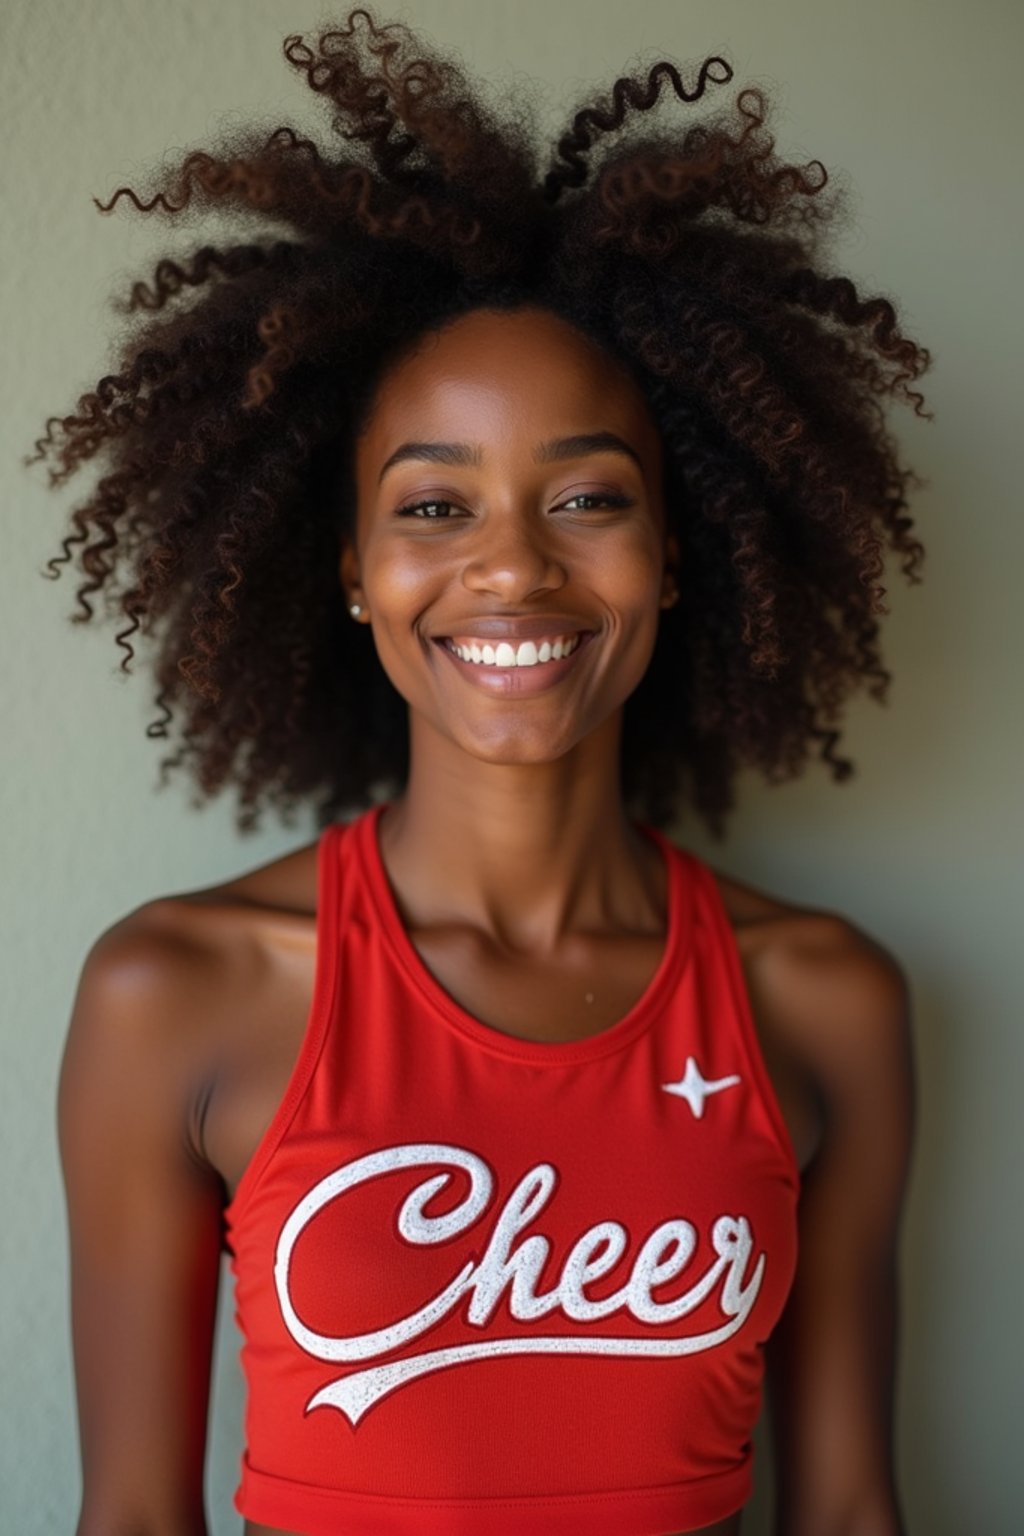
[434,633,596,696]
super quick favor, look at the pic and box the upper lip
[431,617,595,641]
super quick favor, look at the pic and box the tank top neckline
[352,800,696,1067]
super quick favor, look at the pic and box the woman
[41,7,926,1534]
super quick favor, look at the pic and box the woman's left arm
[764,919,915,1536]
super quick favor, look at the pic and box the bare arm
[764,919,915,1536]
[59,909,226,1536]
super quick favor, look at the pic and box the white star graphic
[661,1056,742,1119]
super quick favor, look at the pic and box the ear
[660,531,681,609]
[339,536,369,619]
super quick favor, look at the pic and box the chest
[203,905,817,1195]
[405,924,669,1043]
[372,922,819,1165]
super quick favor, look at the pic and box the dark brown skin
[59,307,914,1536]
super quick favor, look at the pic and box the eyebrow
[377,430,644,484]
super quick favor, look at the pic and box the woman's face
[343,304,678,768]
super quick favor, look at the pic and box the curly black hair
[28,5,931,837]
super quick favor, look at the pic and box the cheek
[356,538,443,704]
[588,526,666,613]
[360,519,665,632]
[362,537,439,616]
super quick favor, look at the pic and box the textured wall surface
[2,0,1021,1531]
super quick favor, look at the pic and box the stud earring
[349,603,363,618]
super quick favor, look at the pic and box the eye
[559,491,632,512]
[394,499,461,520]
[394,491,633,520]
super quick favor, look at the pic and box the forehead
[356,306,658,455]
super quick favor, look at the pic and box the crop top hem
[235,1456,751,1534]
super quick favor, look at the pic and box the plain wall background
[3,1,1021,1530]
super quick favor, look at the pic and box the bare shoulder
[704,859,916,1527]
[179,832,322,915]
[697,856,913,1147]
[63,836,323,1114]
[55,846,334,1533]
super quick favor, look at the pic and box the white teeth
[447,633,583,667]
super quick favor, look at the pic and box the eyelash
[394,492,633,520]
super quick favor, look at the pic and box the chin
[462,736,577,767]
[447,717,599,768]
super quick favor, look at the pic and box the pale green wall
[3,0,1021,1530]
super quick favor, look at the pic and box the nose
[460,508,569,602]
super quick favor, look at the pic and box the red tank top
[224,803,799,1536]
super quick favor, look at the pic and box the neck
[376,710,665,954]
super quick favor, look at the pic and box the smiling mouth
[437,633,590,669]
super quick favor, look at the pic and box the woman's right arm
[58,907,226,1536]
